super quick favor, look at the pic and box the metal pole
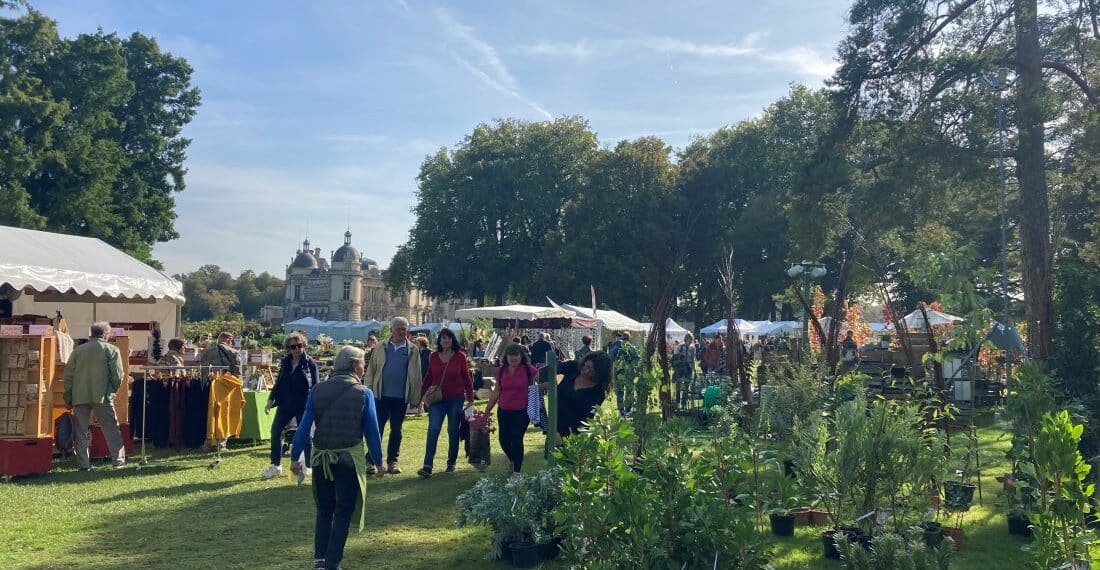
[802,275,811,360]
[544,352,558,463]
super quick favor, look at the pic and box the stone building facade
[283,231,476,324]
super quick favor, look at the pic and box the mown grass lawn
[0,410,1086,569]
[0,412,548,570]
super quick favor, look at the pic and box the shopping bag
[527,384,541,426]
[469,430,491,469]
[55,412,75,453]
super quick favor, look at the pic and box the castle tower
[329,230,363,321]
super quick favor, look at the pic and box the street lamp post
[787,261,827,359]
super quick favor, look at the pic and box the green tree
[387,117,598,305]
[828,0,1100,361]
[0,7,200,265]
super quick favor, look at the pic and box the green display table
[236,390,276,442]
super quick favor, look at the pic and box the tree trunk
[1015,0,1055,361]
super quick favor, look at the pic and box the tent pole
[544,352,558,463]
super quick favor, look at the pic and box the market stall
[0,226,185,477]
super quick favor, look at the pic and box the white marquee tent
[0,225,185,348]
[454,305,575,321]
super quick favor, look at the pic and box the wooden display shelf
[0,334,57,439]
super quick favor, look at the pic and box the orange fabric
[207,373,244,443]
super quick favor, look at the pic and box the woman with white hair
[291,345,384,570]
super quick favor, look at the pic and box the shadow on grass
[89,479,254,504]
[36,466,528,569]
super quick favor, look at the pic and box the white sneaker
[304,467,312,478]
[262,464,283,480]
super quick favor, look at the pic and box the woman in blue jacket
[262,331,319,479]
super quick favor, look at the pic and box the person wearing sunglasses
[262,331,319,480]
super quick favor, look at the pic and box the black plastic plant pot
[922,522,943,547]
[509,542,540,568]
[821,530,844,560]
[943,481,976,509]
[537,537,562,561]
[770,513,796,537]
[1007,513,1033,537]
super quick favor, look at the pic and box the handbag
[423,354,453,406]
[526,366,541,426]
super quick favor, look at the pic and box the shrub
[837,531,953,569]
[553,408,770,569]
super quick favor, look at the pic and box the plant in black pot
[766,461,800,537]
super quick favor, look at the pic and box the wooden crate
[0,334,57,439]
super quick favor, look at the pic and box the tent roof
[0,225,184,302]
[561,304,646,332]
[901,309,964,329]
[665,318,689,334]
[455,305,574,320]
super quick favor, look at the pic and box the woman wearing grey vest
[291,346,384,570]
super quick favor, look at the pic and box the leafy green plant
[793,390,945,533]
[455,469,564,559]
[552,407,770,569]
[837,531,953,569]
[1026,410,1098,568]
[758,361,826,439]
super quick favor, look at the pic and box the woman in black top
[556,351,613,440]
[262,332,319,479]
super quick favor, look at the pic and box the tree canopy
[0,7,200,266]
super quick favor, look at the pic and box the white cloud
[510,33,837,80]
[433,8,553,119]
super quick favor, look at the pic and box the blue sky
[33,0,852,277]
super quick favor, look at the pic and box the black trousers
[497,409,529,473]
[375,397,407,464]
[270,406,307,466]
[313,457,359,569]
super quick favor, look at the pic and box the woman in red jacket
[417,328,474,478]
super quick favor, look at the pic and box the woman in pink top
[485,343,537,480]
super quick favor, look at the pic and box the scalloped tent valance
[0,225,185,303]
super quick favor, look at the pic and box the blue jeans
[313,456,359,569]
[423,397,463,469]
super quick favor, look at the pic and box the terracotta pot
[809,508,831,525]
[941,526,963,549]
[790,507,812,526]
[927,491,941,509]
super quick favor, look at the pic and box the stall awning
[455,305,575,321]
[0,225,184,302]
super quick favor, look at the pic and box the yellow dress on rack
[207,373,244,444]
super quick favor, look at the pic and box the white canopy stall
[0,225,185,348]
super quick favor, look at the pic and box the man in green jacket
[63,322,127,470]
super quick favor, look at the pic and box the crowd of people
[265,317,617,569]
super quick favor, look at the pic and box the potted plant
[921,519,943,547]
[767,465,799,537]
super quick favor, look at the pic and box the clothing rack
[131,365,230,469]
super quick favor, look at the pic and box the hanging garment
[207,373,244,444]
[169,378,186,449]
[148,380,171,448]
[183,379,209,448]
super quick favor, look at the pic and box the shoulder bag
[423,354,453,407]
